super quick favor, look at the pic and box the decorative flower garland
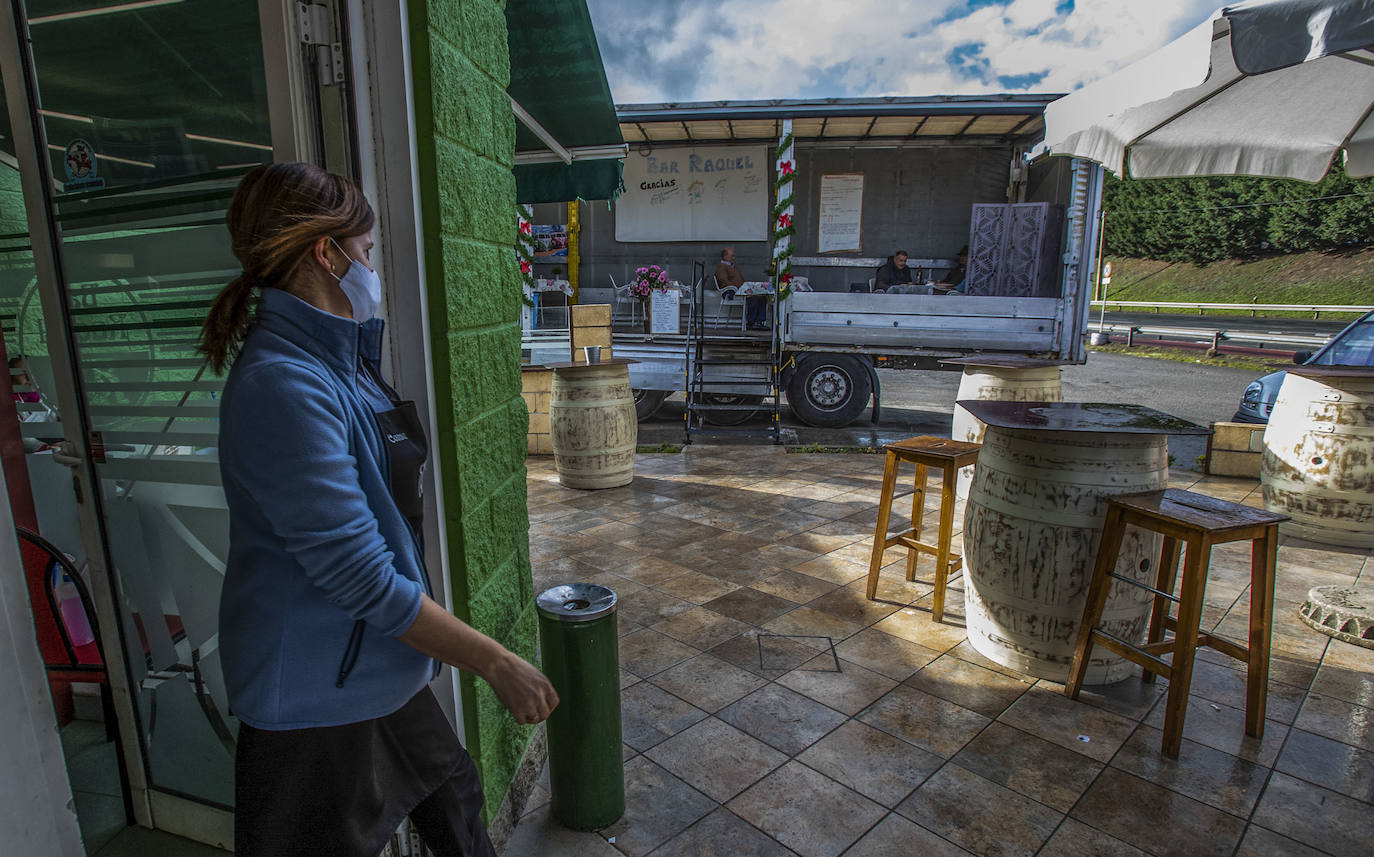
[772,129,796,299]
[516,203,536,308]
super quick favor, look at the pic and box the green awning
[506,0,625,203]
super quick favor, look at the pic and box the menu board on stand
[650,289,680,334]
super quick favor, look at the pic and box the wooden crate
[570,303,613,363]
[1205,421,1266,478]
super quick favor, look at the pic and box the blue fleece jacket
[218,288,437,730]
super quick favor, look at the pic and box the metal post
[1095,208,1108,335]
[567,200,580,304]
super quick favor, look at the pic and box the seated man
[715,247,767,329]
[875,250,914,292]
[937,245,968,294]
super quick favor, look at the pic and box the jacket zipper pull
[336,620,366,688]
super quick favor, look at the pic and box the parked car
[1234,309,1374,423]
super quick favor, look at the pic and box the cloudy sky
[585,0,1223,104]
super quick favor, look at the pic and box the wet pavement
[510,446,1373,857]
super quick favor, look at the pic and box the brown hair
[199,163,374,373]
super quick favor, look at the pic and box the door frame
[261,5,455,660]
[0,0,161,834]
[0,0,460,845]
[336,0,463,731]
[0,0,423,846]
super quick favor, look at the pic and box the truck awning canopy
[615,95,1060,146]
[506,0,626,203]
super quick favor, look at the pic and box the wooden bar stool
[1065,489,1288,758]
[865,436,981,623]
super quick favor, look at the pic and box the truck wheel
[700,393,763,426]
[786,354,872,427]
[633,389,669,422]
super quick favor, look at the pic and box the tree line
[1101,164,1374,263]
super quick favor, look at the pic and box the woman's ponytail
[198,273,260,375]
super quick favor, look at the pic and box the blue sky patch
[947,42,992,81]
[933,0,1006,26]
[997,70,1050,89]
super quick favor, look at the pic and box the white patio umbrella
[1043,0,1374,182]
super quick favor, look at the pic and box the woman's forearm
[400,595,510,674]
[399,595,559,724]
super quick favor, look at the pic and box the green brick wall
[407,0,536,823]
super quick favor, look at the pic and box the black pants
[406,762,497,857]
[745,295,768,325]
[235,689,493,857]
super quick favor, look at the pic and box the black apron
[370,391,428,536]
[235,362,492,857]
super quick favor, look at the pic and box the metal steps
[684,260,782,444]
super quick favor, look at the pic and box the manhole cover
[1298,585,1374,649]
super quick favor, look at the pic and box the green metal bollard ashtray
[536,583,624,830]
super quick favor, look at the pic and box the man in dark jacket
[938,245,968,294]
[876,250,913,291]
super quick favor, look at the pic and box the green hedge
[1103,165,1374,263]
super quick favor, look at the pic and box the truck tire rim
[807,367,850,411]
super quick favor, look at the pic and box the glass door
[0,0,283,845]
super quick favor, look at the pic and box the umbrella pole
[1095,209,1108,339]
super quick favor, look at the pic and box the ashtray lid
[536,583,618,623]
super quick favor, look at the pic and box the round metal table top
[955,401,1209,435]
[541,358,639,369]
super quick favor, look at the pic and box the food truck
[527,96,1105,434]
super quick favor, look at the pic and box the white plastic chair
[609,274,638,325]
[679,279,698,331]
[711,275,745,329]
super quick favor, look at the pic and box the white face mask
[329,238,382,321]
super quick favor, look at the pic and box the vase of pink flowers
[631,265,669,332]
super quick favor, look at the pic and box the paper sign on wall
[650,289,680,334]
[616,146,768,242]
[818,173,864,253]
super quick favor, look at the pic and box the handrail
[1091,300,1372,318]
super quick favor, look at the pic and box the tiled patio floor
[508,446,1373,857]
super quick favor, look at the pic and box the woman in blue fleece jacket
[201,163,557,857]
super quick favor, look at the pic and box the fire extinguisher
[52,565,95,647]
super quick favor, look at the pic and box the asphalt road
[639,351,1262,470]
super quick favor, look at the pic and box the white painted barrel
[551,365,638,489]
[1261,372,1374,548]
[952,366,1063,501]
[963,427,1166,684]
